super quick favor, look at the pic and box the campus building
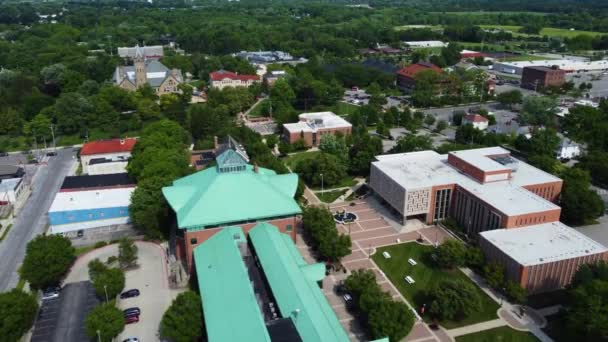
[480,222,608,293]
[209,70,260,89]
[163,149,302,271]
[194,223,350,342]
[80,138,137,175]
[117,44,164,60]
[114,45,183,95]
[521,66,566,90]
[0,178,25,205]
[369,147,563,234]
[396,62,443,92]
[48,187,134,236]
[492,59,608,75]
[462,114,489,130]
[283,112,352,147]
[0,165,24,180]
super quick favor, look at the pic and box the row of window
[515,215,548,227]
[433,188,452,221]
[60,209,127,222]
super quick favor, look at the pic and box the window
[286,224,293,232]
[190,238,198,245]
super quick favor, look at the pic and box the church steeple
[134,44,147,88]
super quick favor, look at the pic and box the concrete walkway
[447,319,506,337]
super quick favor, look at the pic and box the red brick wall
[447,154,487,183]
[180,216,300,272]
[522,181,563,203]
[502,208,561,228]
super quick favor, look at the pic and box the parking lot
[31,281,100,342]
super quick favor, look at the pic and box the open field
[395,25,443,31]
[431,11,547,16]
[316,189,348,203]
[373,243,500,329]
[479,25,604,38]
[455,326,539,342]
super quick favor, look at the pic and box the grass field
[284,151,321,169]
[333,101,359,116]
[431,11,546,16]
[316,189,348,203]
[248,99,269,117]
[373,243,500,329]
[498,54,556,62]
[455,326,539,342]
[479,25,604,38]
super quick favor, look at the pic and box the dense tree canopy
[302,206,351,262]
[85,302,124,342]
[21,234,75,289]
[428,279,482,321]
[160,291,203,342]
[0,289,38,342]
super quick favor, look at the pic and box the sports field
[479,25,604,38]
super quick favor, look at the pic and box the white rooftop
[49,187,134,212]
[404,41,447,48]
[283,111,352,133]
[0,178,22,192]
[373,148,561,216]
[450,147,511,173]
[496,59,608,71]
[481,222,608,266]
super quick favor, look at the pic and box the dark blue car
[120,289,140,299]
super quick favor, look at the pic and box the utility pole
[97,330,101,342]
[49,124,56,151]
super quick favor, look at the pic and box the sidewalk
[447,319,506,337]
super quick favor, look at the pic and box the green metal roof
[193,227,271,342]
[162,164,301,230]
[249,223,350,342]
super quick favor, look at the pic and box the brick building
[396,62,442,92]
[480,222,608,294]
[162,149,302,272]
[209,70,260,89]
[283,112,352,147]
[521,66,566,90]
[80,138,137,175]
[370,147,562,233]
[462,114,489,130]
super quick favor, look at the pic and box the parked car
[122,338,139,342]
[124,310,140,318]
[46,151,57,156]
[343,293,355,311]
[120,289,140,299]
[123,307,141,315]
[125,315,139,324]
[0,152,8,157]
[42,288,60,301]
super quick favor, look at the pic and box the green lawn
[456,326,539,342]
[248,99,270,117]
[373,243,500,329]
[479,25,603,38]
[432,11,546,16]
[316,189,348,203]
[284,151,321,169]
[333,101,359,116]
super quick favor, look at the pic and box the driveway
[64,241,183,342]
[0,148,76,290]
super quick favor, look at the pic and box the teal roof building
[162,150,302,230]
[194,222,350,342]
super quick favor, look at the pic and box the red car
[125,315,139,324]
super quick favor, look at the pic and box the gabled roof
[249,223,350,342]
[80,138,137,156]
[210,70,260,82]
[396,62,442,79]
[162,165,301,230]
[194,227,271,342]
[464,114,489,123]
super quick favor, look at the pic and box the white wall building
[492,59,608,75]
[556,138,581,160]
[80,138,137,175]
[463,114,489,130]
[404,41,448,48]
[0,178,25,205]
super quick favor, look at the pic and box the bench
[405,276,415,284]
[408,258,417,266]
[382,251,391,259]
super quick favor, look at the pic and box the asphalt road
[0,148,76,291]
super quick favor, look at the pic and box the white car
[122,338,139,342]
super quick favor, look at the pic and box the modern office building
[80,138,137,175]
[492,59,608,75]
[194,223,350,342]
[163,149,302,271]
[480,222,608,293]
[370,147,563,235]
[521,66,566,90]
[283,112,352,147]
[48,187,134,235]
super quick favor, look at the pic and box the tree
[526,128,561,157]
[21,235,75,289]
[0,289,38,342]
[505,281,527,304]
[560,168,605,225]
[434,240,467,269]
[294,153,347,188]
[85,302,124,342]
[367,300,415,342]
[412,70,441,107]
[428,279,482,321]
[129,175,175,239]
[483,262,505,289]
[435,120,448,132]
[521,22,543,35]
[318,134,348,163]
[520,96,558,126]
[118,239,138,269]
[579,151,608,186]
[465,247,485,269]
[88,260,125,300]
[424,114,436,127]
[455,124,484,145]
[302,206,351,262]
[566,279,608,341]
[390,134,432,153]
[349,134,383,176]
[160,291,203,342]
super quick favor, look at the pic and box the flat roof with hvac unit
[283,112,352,134]
[480,222,608,266]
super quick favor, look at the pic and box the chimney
[253,162,259,174]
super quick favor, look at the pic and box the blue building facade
[48,206,129,226]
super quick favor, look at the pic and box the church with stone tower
[113,45,184,95]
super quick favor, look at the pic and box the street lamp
[103,285,108,302]
[97,330,101,342]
